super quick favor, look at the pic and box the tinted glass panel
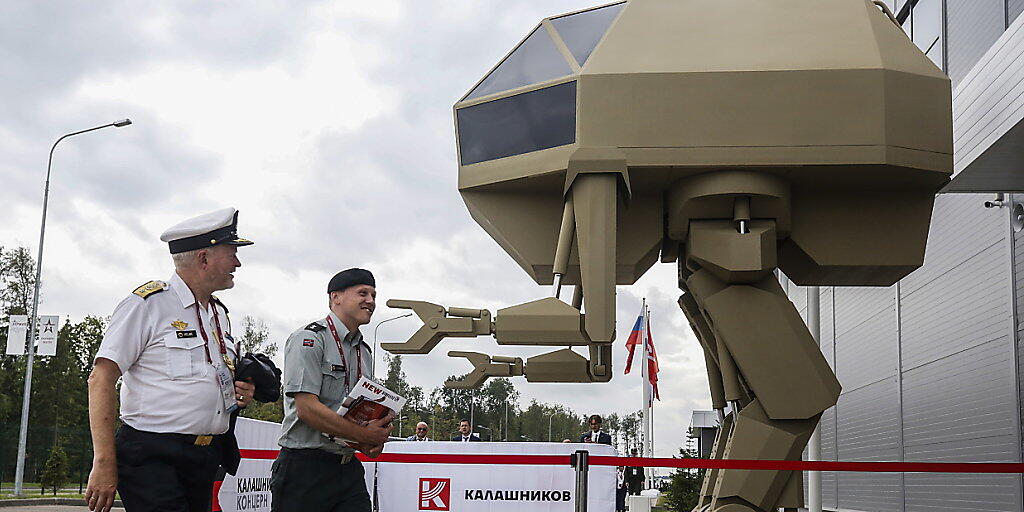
[458,81,577,165]
[466,26,573,100]
[550,2,626,66]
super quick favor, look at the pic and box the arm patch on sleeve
[304,322,326,332]
[132,281,167,299]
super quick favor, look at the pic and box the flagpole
[640,299,651,488]
[648,304,655,485]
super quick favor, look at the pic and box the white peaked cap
[159,207,253,254]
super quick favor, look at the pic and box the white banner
[378,441,616,512]
[35,315,59,356]
[216,417,278,512]
[5,315,28,355]
[219,420,615,512]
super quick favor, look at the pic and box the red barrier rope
[238,449,1024,474]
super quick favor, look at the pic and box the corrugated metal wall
[900,199,1018,512]
[783,3,1024,509]
[1011,0,1024,26]
[792,194,1019,512]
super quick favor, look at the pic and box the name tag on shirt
[332,364,345,372]
[176,330,198,338]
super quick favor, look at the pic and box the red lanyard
[195,302,226,364]
[325,315,361,388]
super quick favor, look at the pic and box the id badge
[216,364,239,414]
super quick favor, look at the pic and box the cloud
[0,0,716,458]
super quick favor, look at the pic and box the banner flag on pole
[5,315,29,355]
[624,305,645,374]
[35,315,60,357]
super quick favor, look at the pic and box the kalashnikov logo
[419,478,450,511]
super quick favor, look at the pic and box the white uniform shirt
[95,272,238,435]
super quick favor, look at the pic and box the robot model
[384,1,951,510]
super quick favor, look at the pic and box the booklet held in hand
[325,376,406,445]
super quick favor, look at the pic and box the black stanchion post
[571,450,590,512]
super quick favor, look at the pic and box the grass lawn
[0,492,86,500]
[0,482,43,488]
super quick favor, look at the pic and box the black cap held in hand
[328,268,375,294]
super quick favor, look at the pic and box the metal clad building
[783,2,1024,510]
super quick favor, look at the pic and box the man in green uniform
[271,268,393,512]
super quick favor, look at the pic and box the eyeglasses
[417,427,428,431]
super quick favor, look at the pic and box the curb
[0,498,123,508]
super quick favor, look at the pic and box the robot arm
[381,297,605,388]
[381,168,625,389]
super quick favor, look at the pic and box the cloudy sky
[0,1,713,456]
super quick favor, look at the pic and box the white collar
[169,272,199,310]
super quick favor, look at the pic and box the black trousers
[116,425,222,512]
[270,447,370,512]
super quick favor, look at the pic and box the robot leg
[686,269,838,512]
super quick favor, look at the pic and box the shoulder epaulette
[304,322,326,333]
[211,294,229,313]
[132,280,167,299]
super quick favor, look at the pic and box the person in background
[406,421,432,441]
[451,419,481,441]
[579,414,612,445]
[616,465,628,511]
[625,449,645,495]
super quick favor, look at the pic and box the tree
[39,443,69,495]
[0,246,37,425]
[237,316,283,422]
[237,316,276,358]
[480,378,518,441]
[0,246,36,315]
[661,448,705,512]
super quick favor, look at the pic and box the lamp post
[372,313,412,379]
[476,425,491,442]
[548,414,555,442]
[398,415,408,438]
[13,119,132,497]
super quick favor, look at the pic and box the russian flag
[624,304,660,402]
[624,307,644,374]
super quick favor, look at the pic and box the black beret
[328,268,375,294]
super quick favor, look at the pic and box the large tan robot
[383,1,951,510]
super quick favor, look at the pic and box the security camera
[985,193,1006,208]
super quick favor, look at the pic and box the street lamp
[398,415,408,438]
[548,414,555,442]
[13,119,132,497]
[372,313,412,379]
[476,425,491,442]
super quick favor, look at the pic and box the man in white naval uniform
[85,208,256,512]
